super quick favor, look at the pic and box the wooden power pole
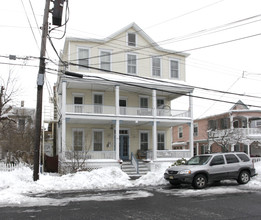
[33,0,51,181]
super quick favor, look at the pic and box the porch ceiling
[66,117,187,128]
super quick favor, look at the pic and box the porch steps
[121,161,150,179]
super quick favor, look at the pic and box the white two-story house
[55,23,194,173]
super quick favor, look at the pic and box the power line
[67,62,261,100]
[20,0,40,51]
[145,0,225,30]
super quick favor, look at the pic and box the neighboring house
[0,101,35,161]
[55,23,194,173]
[172,100,261,158]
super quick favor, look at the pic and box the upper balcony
[66,104,190,119]
[209,128,261,141]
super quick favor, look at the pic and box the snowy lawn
[0,162,260,207]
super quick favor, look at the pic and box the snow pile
[0,161,260,207]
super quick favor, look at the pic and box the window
[127,54,137,74]
[157,99,164,108]
[220,118,229,129]
[225,154,239,164]
[93,130,103,151]
[93,94,103,113]
[140,132,149,151]
[194,123,198,137]
[140,97,148,108]
[208,120,217,130]
[211,155,225,165]
[128,33,136,46]
[74,96,83,113]
[73,129,84,151]
[100,50,111,71]
[119,99,127,115]
[233,120,239,128]
[139,97,150,115]
[178,126,183,138]
[18,119,25,130]
[170,59,179,78]
[157,132,165,150]
[78,48,89,69]
[236,153,250,162]
[152,57,161,77]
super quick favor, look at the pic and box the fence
[252,157,261,163]
[0,162,24,172]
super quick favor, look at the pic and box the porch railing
[210,128,261,139]
[157,150,191,159]
[65,151,116,160]
[131,152,139,174]
[66,104,189,118]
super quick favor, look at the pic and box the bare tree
[208,128,246,152]
[0,71,34,164]
[61,145,92,174]
[0,71,20,118]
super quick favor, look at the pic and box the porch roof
[62,72,194,100]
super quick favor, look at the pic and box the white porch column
[189,93,194,157]
[246,117,249,135]
[247,143,250,156]
[61,81,67,157]
[229,112,234,129]
[152,90,157,161]
[115,85,120,161]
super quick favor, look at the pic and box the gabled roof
[64,22,189,57]
[230,100,249,110]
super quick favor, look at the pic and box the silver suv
[164,152,256,189]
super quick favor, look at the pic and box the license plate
[169,176,174,179]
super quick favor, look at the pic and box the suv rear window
[236,153,250,162]
[225,154,239,164]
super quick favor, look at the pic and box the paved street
[1,184,261,220]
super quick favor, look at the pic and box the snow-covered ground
[0,162,260,207]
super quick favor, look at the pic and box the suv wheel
[237,171,250,184]
[193,174,207,189]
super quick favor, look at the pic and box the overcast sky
[0,0,261,119]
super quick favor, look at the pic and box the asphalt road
[1,185,261,220]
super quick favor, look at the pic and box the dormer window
[128,33,136,46]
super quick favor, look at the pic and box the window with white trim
[170,59,179,78]
[100,50,111,71]
[178,126,183,139]
[93,93,103,113]
[128,33,136,46]
[93,130,103,151]
[157,99,164,108]
[73,129,84,151]
[140,132,149,151]
[194,123,198,137]
[152,57,161,77]
[78,48,89,69]
[74,95,83,113]
[157,132,165,150]
[127,54,137,74]
[140,97,149,108]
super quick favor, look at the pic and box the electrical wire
[20,0,40,51]
[62,72,261,109]
[67,62,261,100]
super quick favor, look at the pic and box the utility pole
[33,0,51,181]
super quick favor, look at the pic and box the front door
[120,135,129,161]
